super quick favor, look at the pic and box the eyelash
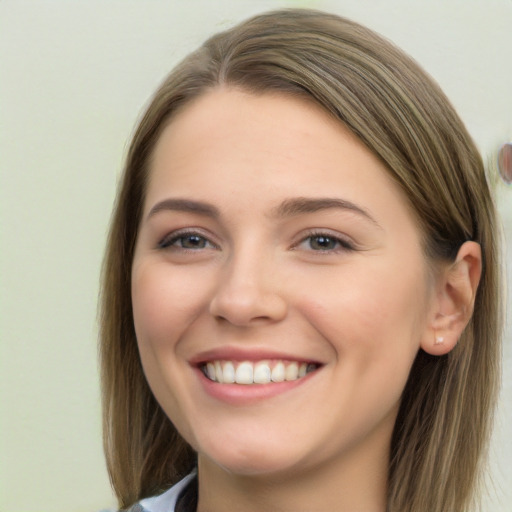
[158,229,354,253]
[157,230,218,251]
[295,231,355,253]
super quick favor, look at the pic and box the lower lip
[194,367,318,405]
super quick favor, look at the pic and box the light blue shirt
[130,472,197,512]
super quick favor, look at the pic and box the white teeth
[235,362,254,384]
[215,361,223,383]
[285,362,298,381]
[206,362,216,380]
[271,362,285,382]
[222,361,235,383]
[203,360,318,385]
[253,361,271,384]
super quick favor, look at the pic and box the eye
[158,231,217,251]
[296,232,354,252]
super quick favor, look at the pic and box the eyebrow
[147,198,220,220]
[146,196,381,228]
[273,197,381,227]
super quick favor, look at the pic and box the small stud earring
[434,335,445,345]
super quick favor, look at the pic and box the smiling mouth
[200,360,320,385]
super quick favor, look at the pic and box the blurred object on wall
[498,142,512,185]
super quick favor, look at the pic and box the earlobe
[422,241,482,356]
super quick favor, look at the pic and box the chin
[198,440,307,478]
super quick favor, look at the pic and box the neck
[196,426,390,512]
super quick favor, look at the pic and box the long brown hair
[99,9,502,511]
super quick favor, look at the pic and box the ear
[421,241,482,356]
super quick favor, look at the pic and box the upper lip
[189,346,323,366]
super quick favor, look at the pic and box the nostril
[209,283,287,326]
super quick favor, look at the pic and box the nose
[209,250,288,326]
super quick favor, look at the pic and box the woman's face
[132,88,436,478]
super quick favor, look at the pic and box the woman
[100,9,503,512]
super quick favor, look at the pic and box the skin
[131,88,481,512]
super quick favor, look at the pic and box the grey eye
[177,234,208,249]
[308,235,339,251]
[159,232,214,250]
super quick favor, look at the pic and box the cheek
[131,266,178,400]
[131,262,208,347]
[130,263,205,438]
[298,257,428,362]
[131,275,170,349]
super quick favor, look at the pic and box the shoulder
[123,505,146,512]
[125,471,197,512]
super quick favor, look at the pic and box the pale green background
[1,1,511,511]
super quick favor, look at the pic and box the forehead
[146,88,414,228]
[152,88,350,169]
